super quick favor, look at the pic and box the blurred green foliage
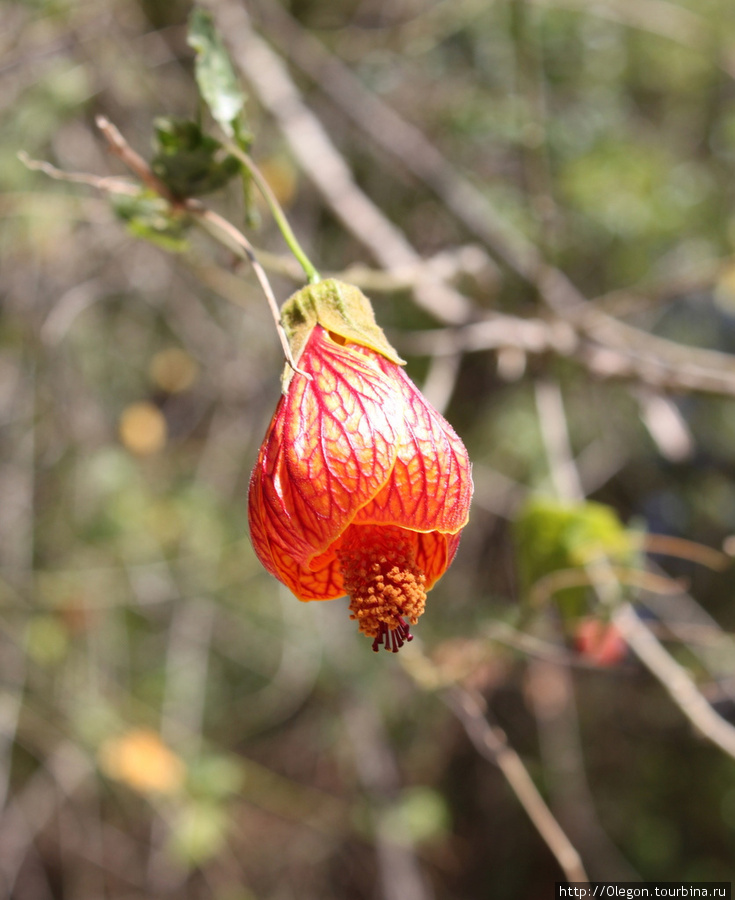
[113,191,192,249]
[3,0,735,898]
[514,496,638,616]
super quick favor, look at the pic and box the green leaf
[111,191,190,252]
[187,8,245,137]
[151,117,240,198]
[279,279,406,391]
[514,496,637,617]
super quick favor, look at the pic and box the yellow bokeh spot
[119,402,167,456]
[98,728,185,795]
[149,348,199,393]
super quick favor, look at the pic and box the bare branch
[530,566,685,610]
[535,379,584,502]
[18,151,138,196]
[612,603,735,760]
[205,0,473,325]
[95,115,176,202]
[194,207,311,382]
[533,375,735,763]
[638,534,731,572]
[253,1,588,317]
[444,686,589,883]
[403,311,735,400]
[22,124,312,382]
[251,4,735,403]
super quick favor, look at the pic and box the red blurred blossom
[574,617,627,667]
[248,282,472,652]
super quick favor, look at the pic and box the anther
[338,525,426,652]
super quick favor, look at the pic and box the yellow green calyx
[279,279,405,391]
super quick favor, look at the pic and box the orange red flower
[248,281,472,652]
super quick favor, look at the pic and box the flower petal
[248,326,401,577]
[414,530,455,589]
[353,354,472,536]
[262,540,344,601]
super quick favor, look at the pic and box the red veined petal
[267,542,345,601]
[414,530,452,589]
[248,326,401,575]
[248,406,318,574]
[255,523,456,605]
[352,353,471,536]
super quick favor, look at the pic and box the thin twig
[204,0,473,325]
[529,565,685,609]
[612,602,735,760]
[404,313,735,401]
[254,0,545,293]
[534,379,584,501]
[254,4,735,401]
[401,314,578,357]
[400,639,590,881]
[534,380,735,762]
[20,126,311,381]
[223,142,320,284]
[483,620,630,669]
[17,152,139,196]
[444,686,589,883]
[640,568,735,691]
[95,116,176,201]
[194,208,310,381]
[638,534,731,572]
[93,117,310,378]
[20,146,735,400]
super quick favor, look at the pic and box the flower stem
[226,142,321,285]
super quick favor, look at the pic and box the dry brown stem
[444,686,589,883]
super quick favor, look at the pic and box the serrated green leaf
[187,8,245,137]
[151,117,241,198]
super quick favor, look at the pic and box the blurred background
[3,0,735,897]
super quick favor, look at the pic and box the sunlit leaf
[187,8,245,137]
[514,496,637,617]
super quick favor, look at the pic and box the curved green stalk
[227,142,320,285]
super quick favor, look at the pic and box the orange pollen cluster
[336,525,427,653]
